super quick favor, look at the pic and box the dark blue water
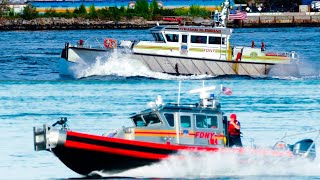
[0,28,319,179]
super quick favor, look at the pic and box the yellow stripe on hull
[135,45,180,51]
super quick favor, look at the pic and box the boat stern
[33,124,67,151]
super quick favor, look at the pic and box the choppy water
[0,27,319,179]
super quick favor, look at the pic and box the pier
[230,12,320,27]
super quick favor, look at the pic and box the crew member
[227,113,243,147]
[251,40,255,48]
[261,41,265,51]
[78,39,84,47]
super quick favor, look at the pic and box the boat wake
[67,51,212,80]
[268,58,320,80]
[93,150,320,178]
[67,51,320,81]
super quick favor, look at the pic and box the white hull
[60,43,299,77]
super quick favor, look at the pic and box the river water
[0,27,319,179]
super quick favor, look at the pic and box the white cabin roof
[150,25,233,36]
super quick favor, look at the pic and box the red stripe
[66,131,293,157]
[64,140,169,160]
[135,131,177,135]
[67,131,222,151]
[67,131,187,150]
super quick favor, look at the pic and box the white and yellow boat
[60,0,298,77]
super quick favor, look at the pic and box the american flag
[222,86,232,96]
[229,11,248,20]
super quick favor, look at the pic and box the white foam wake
[94,149,320,178]
[69,50,215,80]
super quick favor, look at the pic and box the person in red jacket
[227,113,243,147]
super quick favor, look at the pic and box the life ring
[103,38,117,49]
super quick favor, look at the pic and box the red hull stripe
[135,131,177,135]
[66,131,293,157]
[67,131,205,151]
[65,140,169,160]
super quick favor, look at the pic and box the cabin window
[195,115,218,129]
[153,33,165,42]
[191,35,207,44]
[164,113,174,127]
[143,113,161,125]
[209,37,226,45]
[180,115,191,128]
[182,35,188,43]
[132,116,146,127]
[165,34,179,42]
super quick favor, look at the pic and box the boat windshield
[195,115,218,128]
[132,116,146,127]
[132,113,161,127]
[143,113,161,125]
[152,33,165,42]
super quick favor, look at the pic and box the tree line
[2,0,218,20]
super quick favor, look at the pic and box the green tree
[9,9,14,17]
[88,4,97,18]
[174,8,188,16]
[119,6,126,17]
[78,4,87,14]
[64,9,73,18]
[73,7,79,15]
[135,0,149,19]
[0,0,10,17]
[97,7,111,19]
[109,6,121,21]
[126,8,136,20]
[160,8,176,16]
[150,0,160,19]
[189,4,201,17]
[44,8,58,17]
[22,5,38,20]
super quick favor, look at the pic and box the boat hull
[51,131,177,175]
[52,146,159,175]
[47,130,299,176]
[34,125,317,176]
[131,53,272,76]
[60,45,289,77]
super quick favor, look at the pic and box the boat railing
[74,37,105,49]
[276,129,320,142]
[272,129,320,157]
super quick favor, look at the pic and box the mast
[213,0,230,27]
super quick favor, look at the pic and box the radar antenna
[190,82,218,108]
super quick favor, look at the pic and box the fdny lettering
[204,49,215,53]
[179,27,222,34]
[195,132,215,139]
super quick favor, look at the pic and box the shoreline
[1,12,320,30]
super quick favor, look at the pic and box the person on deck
[261,41,265,51]
[228,113,243,147]
[78,39,84,47]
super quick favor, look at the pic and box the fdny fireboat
[33,84,317,176]
[59,0,299,77]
